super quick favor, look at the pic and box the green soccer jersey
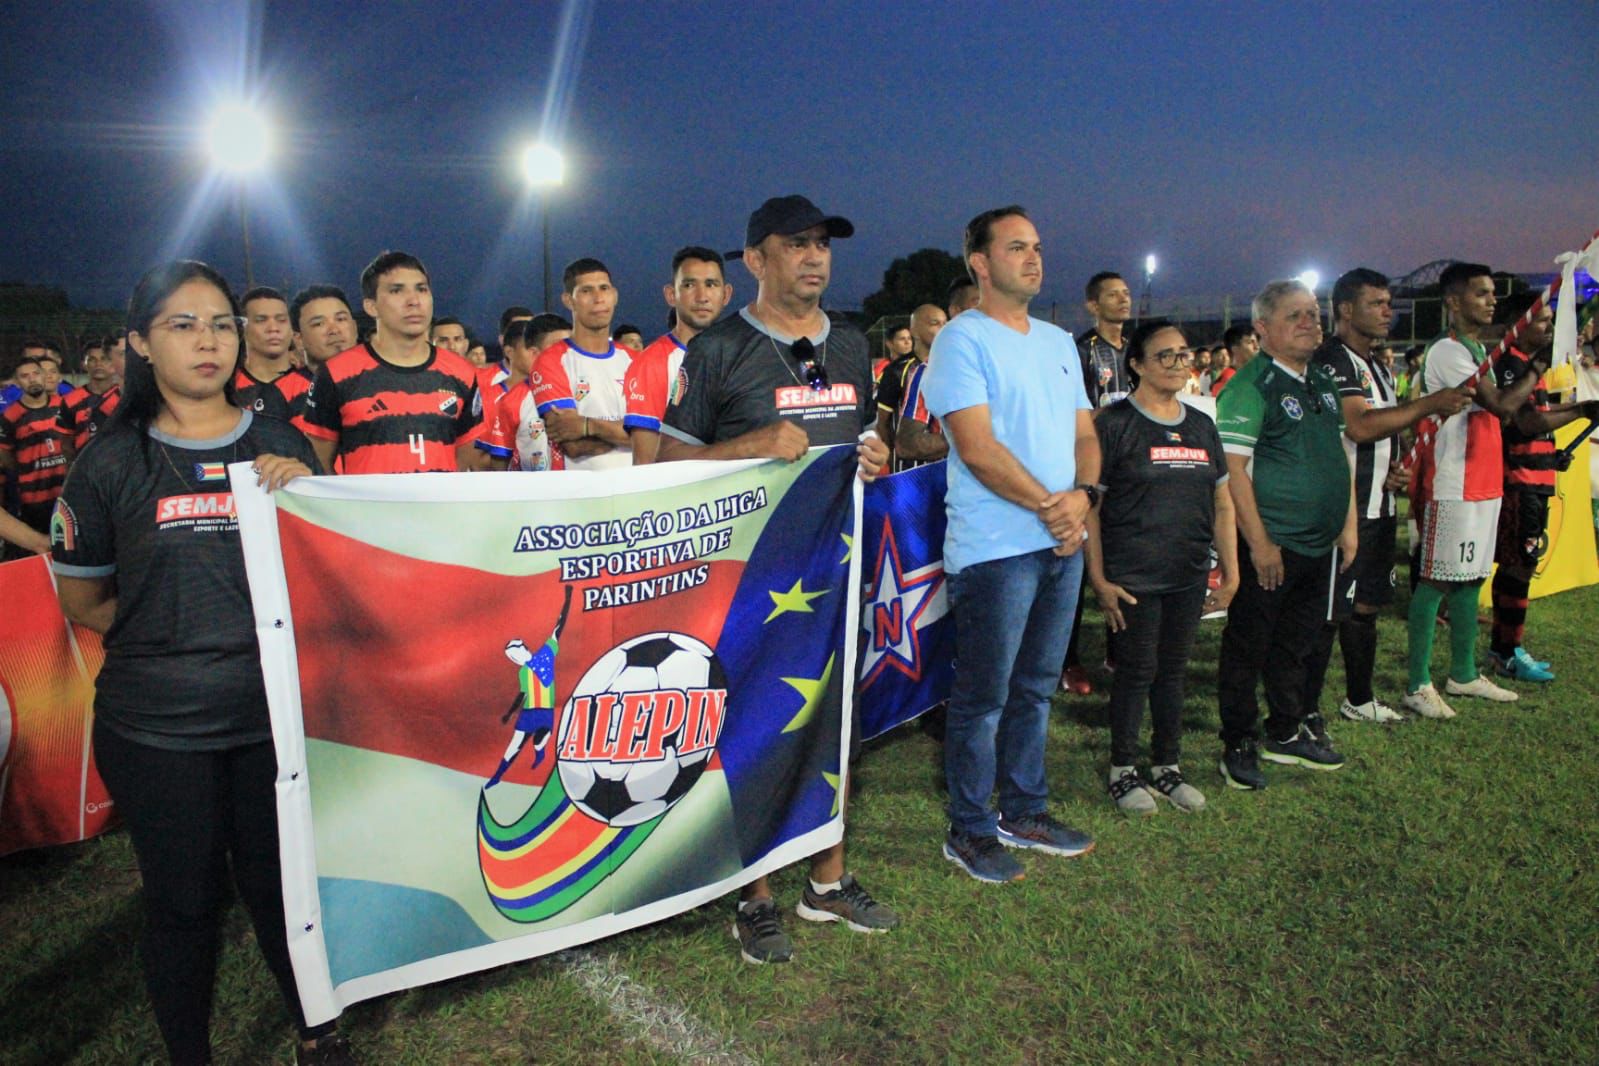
[1216,354,1350,555]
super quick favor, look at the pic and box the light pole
[1141,253,1158,320]
[521,142,566,310]
[206,103,273,288]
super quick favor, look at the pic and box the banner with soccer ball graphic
[235,447,862,1025]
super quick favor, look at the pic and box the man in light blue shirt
[922,204,1101,883]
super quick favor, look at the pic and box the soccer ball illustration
[557,632,727,827]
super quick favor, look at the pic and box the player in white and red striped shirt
[1403,262,1551,718]
[624,247,733,464]
[528,258,633,471]
[478,314,571,471]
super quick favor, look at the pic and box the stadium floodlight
[1137,253,1158,320]
[1296,269,1322,292]
[521,142,566,188]
[206,102,273,174]
[519,142,567,309]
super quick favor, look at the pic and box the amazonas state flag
[235,446,861,1025]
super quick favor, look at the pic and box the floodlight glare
[1145,253,1158,277]
[1296,269,1322,292]
[206,103,273,173]
[521,142,566,187]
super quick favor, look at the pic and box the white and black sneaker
[1339,697,1404,723]
[1148,766,1206,812]
[1108,767,1156,816]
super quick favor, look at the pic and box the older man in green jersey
[1215,279,1358,790]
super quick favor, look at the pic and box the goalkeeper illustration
[486,584,574,789]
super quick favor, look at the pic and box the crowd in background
[5,197,1599,1065]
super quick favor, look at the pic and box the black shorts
[1330,515,1397,619]
[1494,489,1550,570]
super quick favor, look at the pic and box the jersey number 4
[408,433,428,464]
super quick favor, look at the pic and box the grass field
[5,576,1597,1064]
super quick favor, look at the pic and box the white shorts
[1412,498,1502,582]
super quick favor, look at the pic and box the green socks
[1447,583,1482,683]
[1407,583,1445,692]
[1407,581,1485,690]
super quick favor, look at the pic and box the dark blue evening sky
[1,0,1595,334]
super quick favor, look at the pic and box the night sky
[1,1,1595,335]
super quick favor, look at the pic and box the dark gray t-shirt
[662,308,873,448]
[52,410,321,750]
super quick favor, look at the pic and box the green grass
[6,577,1598,1064]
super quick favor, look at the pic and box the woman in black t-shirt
[51,261,352,1065]
[1085,320,1239,817]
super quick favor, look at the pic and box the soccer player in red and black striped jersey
[625,246,733,465]
[1487,302,1599,681]
[0,355,71,545]
[59,336,123,452]
[289,285,358,375]
[434,315,512,421]
[234,287,313,423]
[301,251,485,473]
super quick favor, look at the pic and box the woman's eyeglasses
[1150,347,1194,369]
[153,314,246,339]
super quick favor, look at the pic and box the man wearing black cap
[660,194,895,965]
[661,195,886,474]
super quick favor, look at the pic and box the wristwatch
[1077,483,1105,508]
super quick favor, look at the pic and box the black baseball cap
[729,195,854,258]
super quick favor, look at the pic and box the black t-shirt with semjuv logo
[51,410,320,750]
[1095,396,1229,594]
[663,308,873,449]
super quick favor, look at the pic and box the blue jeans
[945,547,1082,836]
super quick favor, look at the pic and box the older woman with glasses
[1085,320,1238,815]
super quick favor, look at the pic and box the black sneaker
[1260,725,1346,771]
[998,813,1095,857]
[732,899,793,964]
[297,1033,358,1066]
[943,828,1025,883]
[1219,738,1267,790]
[795,874,899,932]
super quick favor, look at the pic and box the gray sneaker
[1108,767,1157,816]
[943,828,1025,883]
[1148,766,1206,812]
[732,899,793,964]
[795,874,898,932]
[996,813,1095,857]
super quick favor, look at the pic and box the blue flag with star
[857,461,952,739]
[714,445,858,865]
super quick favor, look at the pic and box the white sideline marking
[556,948,754,1065]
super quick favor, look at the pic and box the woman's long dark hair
[113,260,242,434]
[1123,318,1182,390]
